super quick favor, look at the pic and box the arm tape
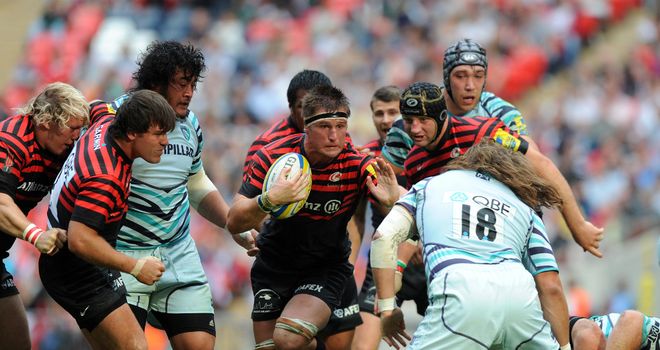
[188,168,217,210]
[370,205,414,269]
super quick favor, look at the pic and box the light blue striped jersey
[381,91,527,169]
[590,313,660,349]
[112,94,204,248]
[396,169,557,282]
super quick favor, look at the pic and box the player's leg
[606,310,644,350]
[119,247,156,330]
[273,293,331,350]
[82,303,147,350]
[569,318,605,350]
[146,238,215,350]
[320,278,361,350]
[352,263,382,350]
[0,294,30,350]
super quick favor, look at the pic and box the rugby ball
[263,153,312,219]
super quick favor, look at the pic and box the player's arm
[67,220,164,285]
[534,271,570,348]
[0,193,66,254]
[227,167,310,234]
[524,146,604,257]
[371,204,415,348]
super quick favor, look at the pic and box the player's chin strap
[254,339,275,350]
[275,317,319,341]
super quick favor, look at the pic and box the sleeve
[239,149,272,199]
[0,138,26,198]
[481,92,528,136]
[394,178,428,216]
[381,118,413,169]
[522,212,559,276]
[70,175,127,231]
[89,100,115,125]
[490,126,529,154]
[189,112,204,174]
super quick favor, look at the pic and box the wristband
[377,297,396,314]
[396,259,407,273]
[22,223,44,245]
[130,258,147,277]
[129,256,160,277]
[257,192,277,213]
[560,344,571,350]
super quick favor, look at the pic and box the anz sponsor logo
[333,304,359,318]
[163,144,194,157]
[304,199,342,214]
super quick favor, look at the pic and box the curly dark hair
[131,41,206,92]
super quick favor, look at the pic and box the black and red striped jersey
[242,116,355,178]
[243,117,299,175]
[240,133,375,267]
[361,138,382,158]
[0,114,67,257]
[404,115,528,186]
[47,101,132,247]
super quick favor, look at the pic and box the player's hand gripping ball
[263,153,312,219]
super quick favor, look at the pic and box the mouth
[462,96,475,105]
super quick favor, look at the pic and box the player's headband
[304,111,349,126]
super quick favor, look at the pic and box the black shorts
[0,260,18,298]
[358,261,428,316]
[39,251,127,331]
[318,277,362,338]
[250,256,353,322]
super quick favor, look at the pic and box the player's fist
[131,256,165,285]
[37,228,67,255]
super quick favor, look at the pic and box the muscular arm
[68,220,137,272]
[0,193,66,254]
[534,271,570,347]
[524,147,603,257]
[0,193,32,239]
[226,193,269,234]
[188,168,229,228]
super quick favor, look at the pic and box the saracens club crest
[329,171,341,182]
[2,156,13,173]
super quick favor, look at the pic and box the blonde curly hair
[17,82,89,128]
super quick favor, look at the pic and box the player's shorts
[0,260,18,298]
[251,255,353,322]
[409,263,557,349]
[118,234,215,336]
[39,251,126,331]
[358,261,428,316]
[318,277,362,338]
[642,315,660,348]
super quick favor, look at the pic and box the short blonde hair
[18,82,90,128]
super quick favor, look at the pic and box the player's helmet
[400,82,447,143]
[443,39,488,103]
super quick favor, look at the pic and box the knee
[572,319,605,350]
[273,317,319,350]
[273,330,310,350]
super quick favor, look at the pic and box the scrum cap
[443,39,488,101]
[400,82,447,142]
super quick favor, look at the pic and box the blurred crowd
[0,0,658,348]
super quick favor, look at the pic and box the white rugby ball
[263,152,312,219]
